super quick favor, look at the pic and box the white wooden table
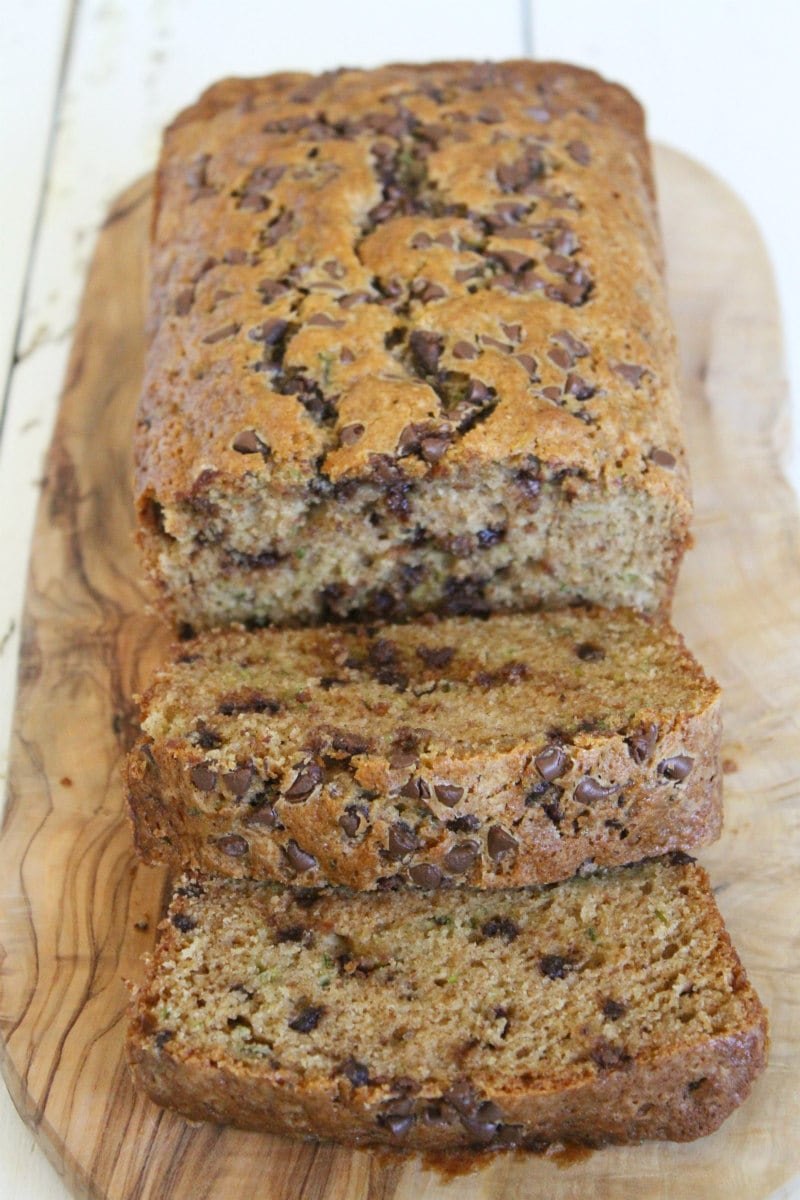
[2,3,798,1197]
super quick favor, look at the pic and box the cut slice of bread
[127,856,767,1149]
[126,608,721,888]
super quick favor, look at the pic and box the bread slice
[127,857,767,1149]
[126,608,721,888]
[136,62,691,631]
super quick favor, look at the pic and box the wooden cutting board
[0,146,798,1200]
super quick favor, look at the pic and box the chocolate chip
[381,1113,414,1137]
[232,430,266,454]
[338,422,364,447]
[154,1029,175,1049]
[515,353,538,380]
[565,372,595,400]
[257,278,289,302]
[214,834,249,857]
[480,334,512,353]
[400,776,430,801]
[602,998,627,1020]
[668,849,696,866]
[613,362,646,387]
[650,447,677,468]
[249,317,289,345]
[534,745,570,782]
[501,322,523,342]
[460,1103,503,1144]
[553,329,590,358]
[190,763,217,791]
[409,863,444,889]
[495,248,533,274]
[442,840,479,874]
[626,722,659,764]
[284,840,317,874]
[330,730,371,756]
[338,810,361,837]
[566,140,591,166]
[487,825,518,862]
[434,783,464,806]
[288,1005,325,1033]
[171,912,197,933]
[174,287,194,316]
[574,776,616,804]
[575,641,605,661]
[547,346,572,370]
[338,290,372,308]
[201,322,241,344]
[539,954,569,979]
[591,1040,631,1070]
[307,312,345,327]
[341,1058,370,1087]
[446,814,479,833]
[452,340,478,360]
[285,762,324,800]
[658,755,694,782]
[409,329,443,375]
[387,821,420,860]
[443,1080,479,1116]
[482,916,519,941]
[244,802,280,829]
[222,766,253,796]
[411,231,433,249]
[417,645,455,670]
[274,925,307,944]
[389,750,419,771]
[411,279,447,303]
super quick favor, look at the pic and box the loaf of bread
[136,61,691,631]
[127,857,766,1149]
[126,607,721,889]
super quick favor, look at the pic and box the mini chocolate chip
[501,322,523,342]
[411,231,433,249]
[482,916,519,941]
[340,347,355,363]
[171,912,197,933]
[495,248,533,274]
[338,290,372,308]
[339,422,364,446]
[576,641,605,661]
[591,1040,631,1070]
[338,810,361,837]
[400,776,430,801]
[174,287,194,316]
[574,776,616,804]
[626,722,659,764]
[381,1113,413,1137]
[307,312,345,327]
[650,447,677,468]
[453,340,478,360]
[389,750,419,771]
[244,803,280,829]
[215,833,249,857]
[515,353,538,380]
[539,954,569,979]
[434,783,464,806]
[442,840,480,874]
[222,766,253,796]
[566,140,591,166]
[480,334,512,353]
[565,372,595,400]
[548,345,572,369]
[553,329,590,358]
[202,322,241,344]
[342,1058,370,1087]
[446,814,479,833]
[331,730,371,756]
[613,362,646,387]
[288,1005,325,1033]
[668,849,696,865]
[487,825,518,862]
[285,762,324,800]
[602,998,628,1020]
[274,925,307,944]
[409,862,444,889]
[534,745,570,782]
[285,840,317,873]
[409,329,443,375]
[154,1029,175,1049]
[387,821,419,860]
[232,430,265,454]
[658,755,694,781]
[190,763,217,791]
[249,317,288,345]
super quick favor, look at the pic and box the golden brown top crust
[137,61,687,504]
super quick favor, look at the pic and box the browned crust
[136,60,690,627]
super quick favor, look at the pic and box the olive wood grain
[0,147,797,1199]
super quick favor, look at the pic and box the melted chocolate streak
[202,84,596,447]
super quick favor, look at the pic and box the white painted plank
[531,0,800,498]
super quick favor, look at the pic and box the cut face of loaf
[136,62,690,630]
[127,858,767,1149]
[126,608,722,888]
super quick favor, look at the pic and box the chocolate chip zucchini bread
[136,61,691,631]
[127,857,767,1148]
[126,608,721,889]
